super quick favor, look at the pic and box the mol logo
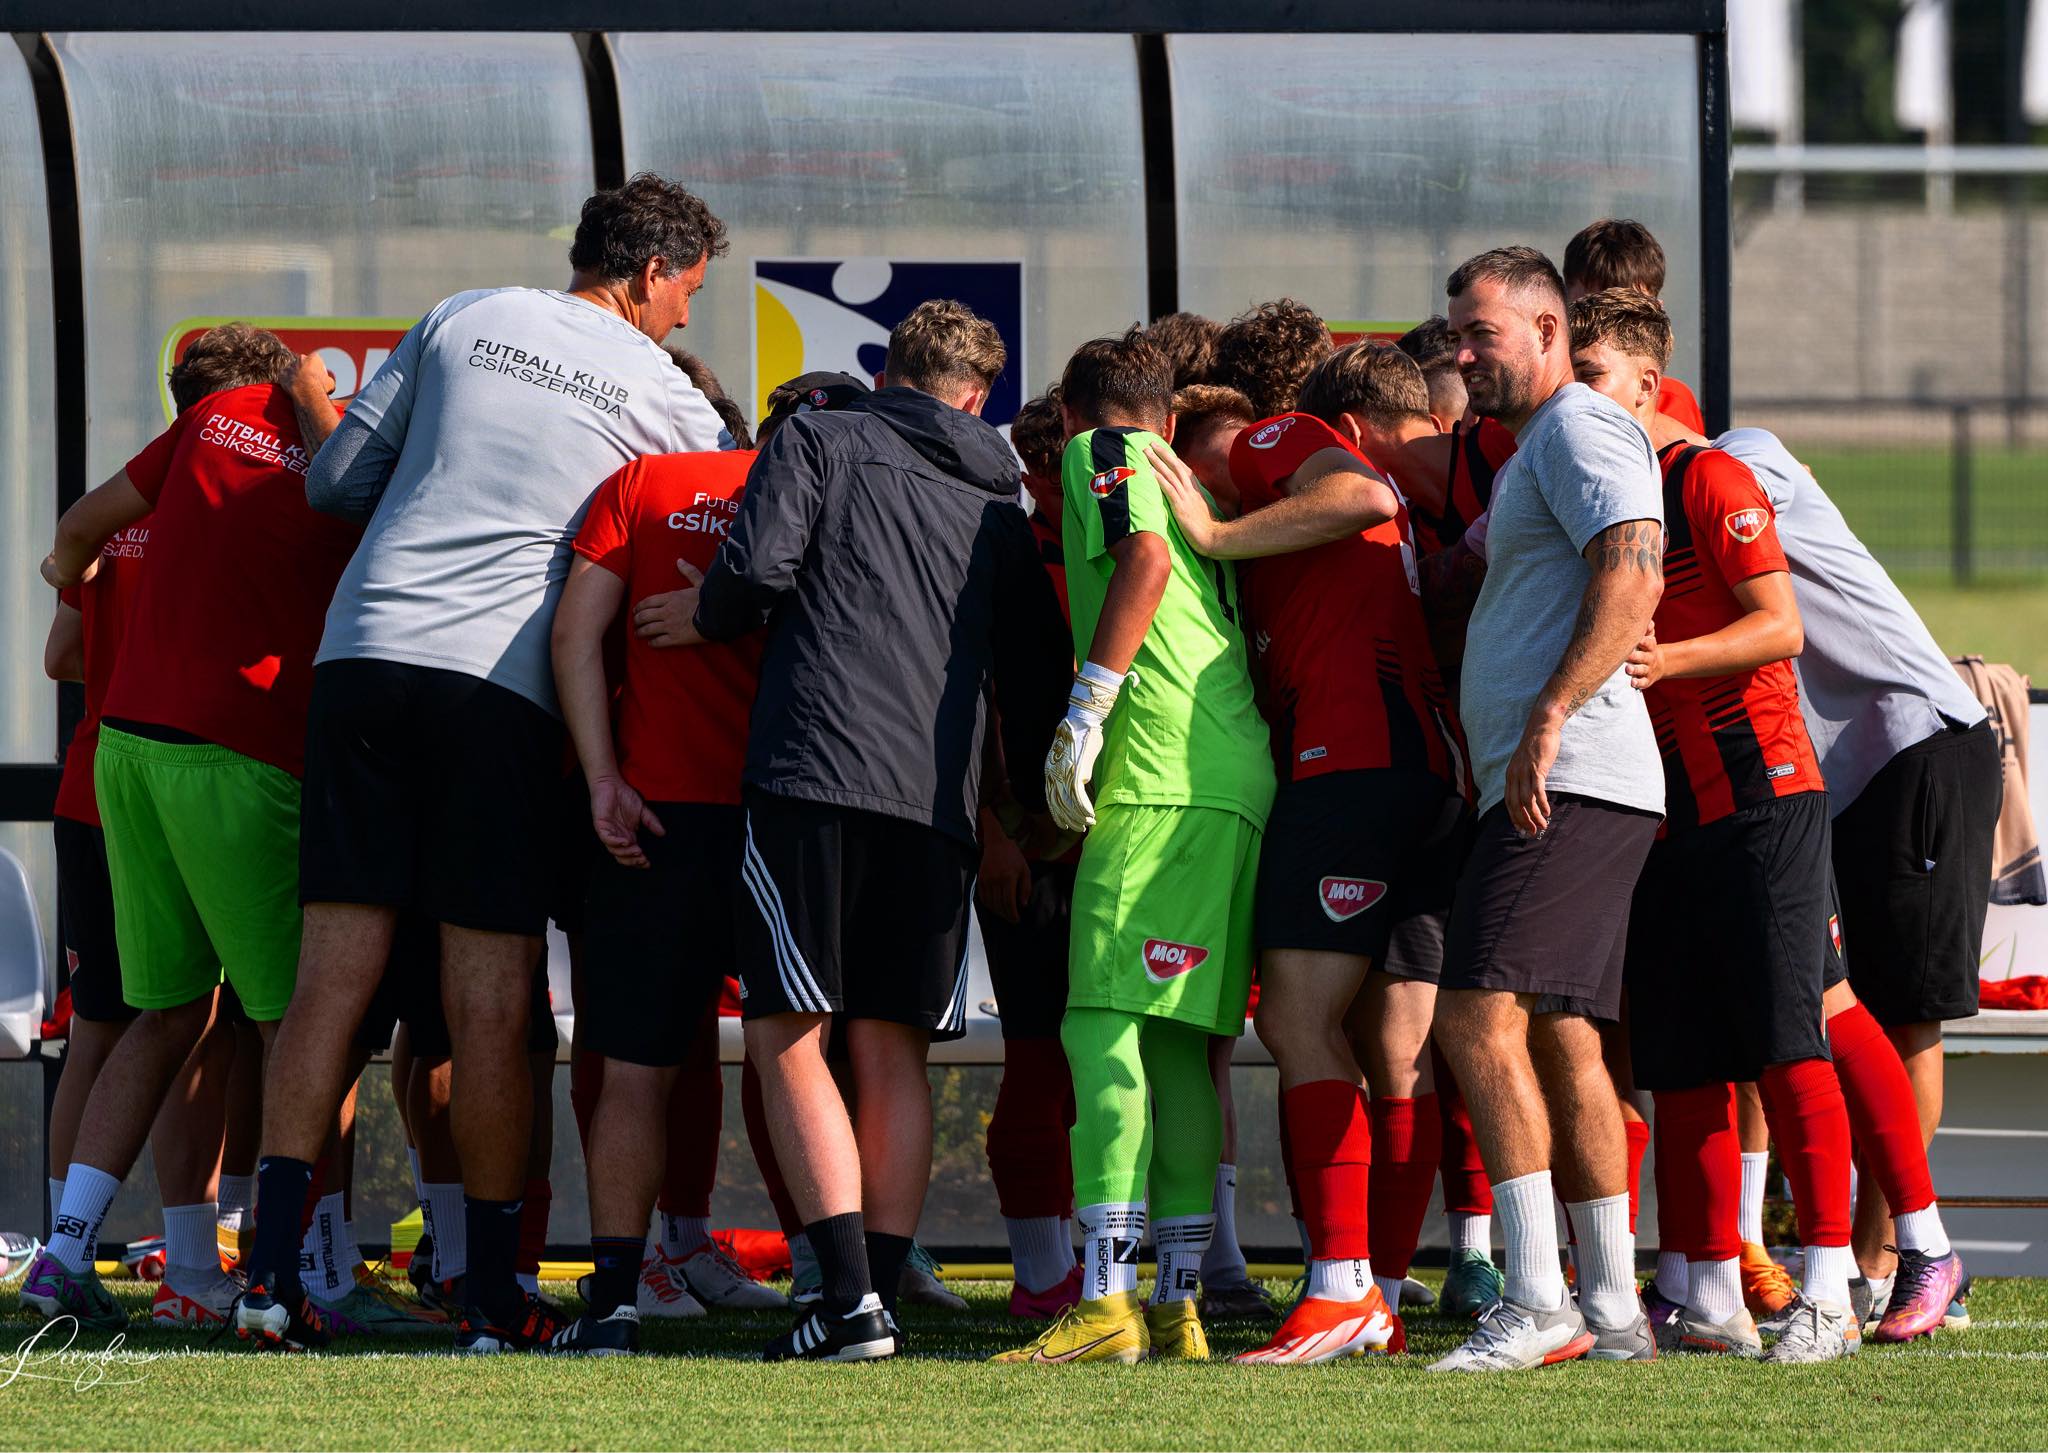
[1141,938,1210,981]
[1724,507,1770,544]
[1319,877,1387,922]
[1090,466,1135,497]
[1829,913,1843,957]
[753,258,1025,428]
[1247,417,1296,450]
[159,316,415,423]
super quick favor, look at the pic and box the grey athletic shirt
[1716,427,1985,811]
[1460,383,1666,818]
[309,287,727,715]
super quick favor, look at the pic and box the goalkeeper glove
[1043,661,1129,832]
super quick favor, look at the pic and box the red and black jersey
[1397,419,1518,556]
[1649,441,1826,832]
[1029,508,1069,626]
[1658,377,1706,434]
[1227,413,1465,791]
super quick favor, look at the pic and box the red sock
[986,1036,1076,1219]
[1283,1080,1371,1261]
[1651,1085,1741,1261]
[568,1045,605,1155]
[1368,1094,1440,1278]
[659,1005,723,1221]
[741,1054,801,1237]
[1758,1058,1854,1247]
[517,1177,551,1277]
[1623,1116,1652,1234]
[1277,1086,1303,1223]
[1433,1046,1492,1215]
[1827,1003,1936,1217]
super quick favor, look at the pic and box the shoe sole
[828,1337,897,1362]
[1544,1331,1599,1365]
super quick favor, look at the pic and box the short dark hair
[1567,288,1674,370]
[1212,299,1333,419]
[570,173,729,283]
[1395,315,1466,420]
[1010,387,1066,481]
[167,322,296,414]
[1446,246,1567,310]
[1144,311,1221,389]
[1563,218,1666,297]
[1170,383,1257,440]
[885,299,1007,395]
[663,343,752,447]
[1297,343,1433,432]
[1060,326,1173,429]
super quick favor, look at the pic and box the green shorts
[94,727,303,1020]
[1067,803,1261,1035]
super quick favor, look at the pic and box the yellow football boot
[989,1289,1149,1365]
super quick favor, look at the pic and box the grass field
[2,1272,2045,1451]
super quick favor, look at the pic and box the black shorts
[55,816,132,1024]
[355,915,559,1058]
[1832,720,2001,1026]
[1625,793,1838,1090]
[300,658,565,938]
[1442,794,1660,1022]
[579,802,743,1067]
[735,792,976,1040]
[1255,770,1458,980]
[980,860,1076,1040]
[549,770,594,937]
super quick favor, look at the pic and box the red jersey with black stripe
[1028,509,1069,625]
[1397,419,1518,555]
[1648,441,1825,831]
[1228,413,1464,790]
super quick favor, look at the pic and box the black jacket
[694,386,1071,845]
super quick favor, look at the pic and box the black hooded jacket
[694,386,1071,845]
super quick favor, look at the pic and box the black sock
[805,1212,872,1313]
[589,1237,643,1317]
[248,1156,313,1299]
[466,1195,525,1321]
[866,1232,913,1318]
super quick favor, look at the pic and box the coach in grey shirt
[1429,248,1665,1375]
[234,174,730,1348]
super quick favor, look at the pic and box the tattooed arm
[1502,517,1663,834]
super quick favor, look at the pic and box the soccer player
[238,174,730,1353]
[1150,342,1465,1363]
[25,328,354,1335]
[1143,312,1221,389]
[1213,299,1334,419]
[1427,247,1663,1373]
[673,301,1069,1362]
[994,328,1273,1366]
[1571,289,1862,1362]
[1393,315,1469,432]
[1562,218,1707,433]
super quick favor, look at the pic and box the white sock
[1005,1215,1075,1295]
[1306,1257,1373,1302]
[48,1177,64,1232]
[1895,1203,1951,1259]
[1803,1243,1856,1309]
[217,1173,255,1219]
[163,1202,219,1282]
[1076,1202,1145,1300]
[1448,1211,1491,1254]
[1738,1152,1768,1246]
[1294,1216,1313,1267]
[661,1211,712,1259]
[1494,1172,1565,1311]
[516,1271,539,1293]
[1565,1193,1636,1329]
[1687,1256,1742,1323]
[1201,1165,1248,1281]
[1373,1274,1406,1309]
[300,1192,355,1299]
[1149,1214,1212,1304]
[1655,1250,1689,1302]
[423,1182,466,1281]
[49,1165,120,1274]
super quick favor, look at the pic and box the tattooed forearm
[1529,516,1665,725]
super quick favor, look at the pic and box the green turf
[2,1274,2043,1450]
[1795,444,2048,579]
[1896,576,2048,683]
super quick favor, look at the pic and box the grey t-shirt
[1460,383,1666,817]
[309,287,727,715]
[1717,428,1984,811]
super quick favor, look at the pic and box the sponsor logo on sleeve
[1090,466,1135,497]
[1247,417,1296,450]
[1141,938,1210,981]
[1828,913,1843,957]
[1724,507,1770,544]
[1319,877,1388,922]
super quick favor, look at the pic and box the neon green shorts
[1066,803,1261,1035]
[94,727,303,1020]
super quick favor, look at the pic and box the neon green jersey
[1061,427,1274,828]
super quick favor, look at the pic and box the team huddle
[26,176,2001,1372]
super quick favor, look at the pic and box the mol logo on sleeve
[159,316,416,422]
[752,258,1025,429]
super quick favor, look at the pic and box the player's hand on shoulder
[1143,442,1222,555]
[287,350,337,404]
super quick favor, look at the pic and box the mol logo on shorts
[1247,417,1296,450]
[1090,466,1136,497]
[1724,507,1770,544]
[1142,938,1210,981]
[1319,877,1387,922]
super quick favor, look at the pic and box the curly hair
[885,298,1008,395]
[1009,387,1066,481]
[166,322,296,415]
[570,173,730,282]
[1143,311,1221,389]
[1212,299,1333,419]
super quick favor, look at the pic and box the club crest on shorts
[1724,507,1770,544]
[1142,938,1210,981]
[1319,876,1387,922]
[1090,466,1135,497]
[1828,913,1843,957]
[1247,417,1295,450]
